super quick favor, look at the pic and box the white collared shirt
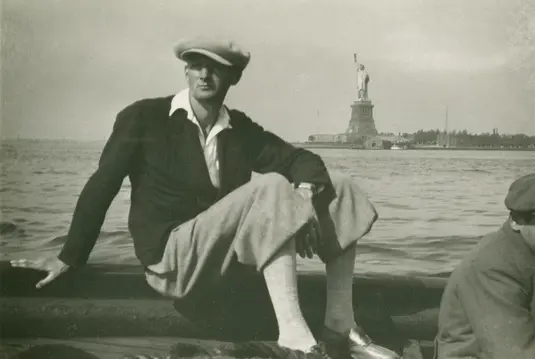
[169,89,231,188]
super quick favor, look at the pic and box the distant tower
[437,105,452,148]
[346,54,378,143]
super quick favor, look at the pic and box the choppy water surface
[1,140,532,275]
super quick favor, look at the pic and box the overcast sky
[1,0,534,141]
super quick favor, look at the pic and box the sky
[1,0,534,141]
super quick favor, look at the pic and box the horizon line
[3,129,535,143]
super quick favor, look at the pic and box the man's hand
[10,257,70,289]
[295,187,322,259]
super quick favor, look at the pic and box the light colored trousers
[145,172,378,300]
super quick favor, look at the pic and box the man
[435,173,535,359]
[10,38,399,359]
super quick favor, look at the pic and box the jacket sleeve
[231,111,334,193]
[457,260,535,359]
[58,103,142,266]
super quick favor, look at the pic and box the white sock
[324,244,358,334]
[263,239,317,352]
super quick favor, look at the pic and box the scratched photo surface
[2,2,535,359]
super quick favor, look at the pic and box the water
[1,139,533,276]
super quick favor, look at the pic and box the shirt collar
[169,88,231,131]
[502,220,535,255]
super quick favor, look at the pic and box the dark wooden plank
[1,337,437,359]
[0,261,447,347]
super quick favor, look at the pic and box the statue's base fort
[308,99,387,149]
[346,100,378,143]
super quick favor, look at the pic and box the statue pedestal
[346,100,378,143]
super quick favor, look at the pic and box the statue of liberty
[354,53,370,101]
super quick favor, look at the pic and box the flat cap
[505,173,535,212]
[173,37,250,71]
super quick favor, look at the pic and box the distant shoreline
[292,142,535,151]
[2,138,534,151]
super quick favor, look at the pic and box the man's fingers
[306,222,321,255]
[303,232,314,259]
[305,242,314,258]
[10,259,43,270]
[310,221,322,253]
[295,237,306,258]
[295,221,321,259]
[36,272,57,289]
[306,226,315,258]
[301,239,311,258]
[11,257,67,289]
[10,259,28,267]
[308,225,318,252]
[313,220,322,241]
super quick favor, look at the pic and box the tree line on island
[382,129,535,148]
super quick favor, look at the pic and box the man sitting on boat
[10,38,399,359]
[435,173,535,359]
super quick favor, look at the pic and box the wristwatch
[297,182,317,195]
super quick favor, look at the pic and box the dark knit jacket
[58,95,335,267]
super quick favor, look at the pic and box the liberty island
[304,55,535,151]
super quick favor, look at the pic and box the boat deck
[2,337,227,359]
[0,261,447,358]
[1,337,435,359]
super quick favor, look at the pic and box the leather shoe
[120,355,170,359]
[278,343,334,359]
[229,341,333,359]
[319,326,401,359]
